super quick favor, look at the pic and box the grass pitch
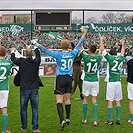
[0,76,133,133]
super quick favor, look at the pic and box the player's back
[56,51,75,76]
[0,59,13,90]
[82,54,102,82]
[106,55,124,82]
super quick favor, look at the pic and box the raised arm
[82,28,88,38]
[31,40,59,58]
[11,47,20,66]
[99,36,106,54]
[34,48,41,64]
[74,27,88,50]
[120,39,125,55]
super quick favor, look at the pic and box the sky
[0,0,132,10]
[0,0,132,21]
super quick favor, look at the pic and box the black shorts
[54,75,72,95]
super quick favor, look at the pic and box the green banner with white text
[72,23,133,34]
[0,24,132,34]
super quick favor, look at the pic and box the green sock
[130,114,133,121]
[116,106,121,121]
[82,102,88,120]
[2,114,8,133]
[93,103,98,122]
[107,108,113,122]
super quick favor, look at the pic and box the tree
[100,12,118,23]
[116,13,132,23]
[16,16,30,24]
[86,17,97,23]
[71,16,82,24]
[100,12,132,24]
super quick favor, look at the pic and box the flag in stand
[91,23,101,38]
[90,23,95,30]
[48,31,64,41]
[48,31,56,39]
[56,35,64,41]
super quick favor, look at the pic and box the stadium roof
[0,0,132,11]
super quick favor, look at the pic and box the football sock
[107,107,113,122]
[2,114,8,133]
[93,103,98,122]
[116,106,121,121]
[65,104,71,119]
[130,114,133,121]
[57,103,64,123]
[82,102,88,120]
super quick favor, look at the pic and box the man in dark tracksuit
[11,47,43,133]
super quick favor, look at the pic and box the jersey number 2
[0,67,7,80]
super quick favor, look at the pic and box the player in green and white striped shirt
[0,46,13,133]
[100,36,125,125]
[81,45,102,126]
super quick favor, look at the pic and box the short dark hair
[89,45,97,53]
[0,46,6,57]
[25,48,33,58]
[109,49,117,56]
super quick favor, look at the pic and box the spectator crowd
[0,30,132,56]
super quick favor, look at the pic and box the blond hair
[60,39,70,50]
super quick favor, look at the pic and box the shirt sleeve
[38,44,59,58]
[11,53,21,66]
[34,48,41,64]
[102,50,107,56]
[74,37,84,50]
[72,37,85,56]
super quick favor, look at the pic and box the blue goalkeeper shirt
[38,37,84,76]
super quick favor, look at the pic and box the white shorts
[82,81,99,96]
[106,82,122,102]
[0,90,9,108]
[127,82,133,100]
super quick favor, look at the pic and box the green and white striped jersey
[103,50,124,82]
[81,50,102,82]
[0,59,13,90]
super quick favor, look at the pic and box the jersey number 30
[61,59,73,70]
